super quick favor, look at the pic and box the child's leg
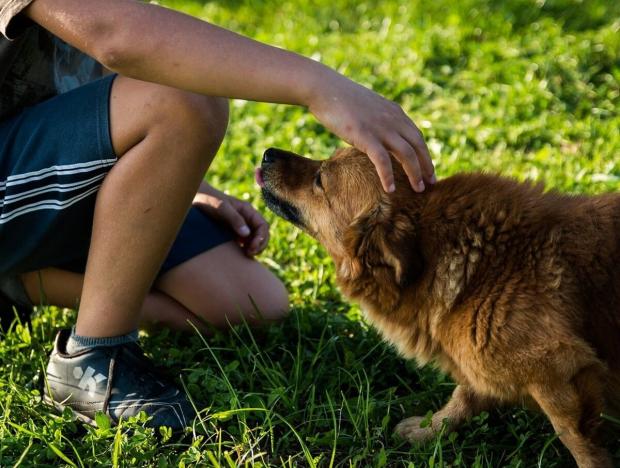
[76,76,228,337]
[21,241,288,332]
[4,74,230,428]
[154,240,289,329]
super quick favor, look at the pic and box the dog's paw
[394,416,436,443]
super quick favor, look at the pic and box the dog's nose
[262,148,287,165]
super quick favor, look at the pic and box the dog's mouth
[255,167,265,188]
[257,167,304,228]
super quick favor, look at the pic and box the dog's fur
[260,147,620,468]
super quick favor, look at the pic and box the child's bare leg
[22,241,289,333]
[395,384,498,442]
[21,267,203,331]
[75,76,228,337]
[153,240,289,328]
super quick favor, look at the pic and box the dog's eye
[314,171,324,190]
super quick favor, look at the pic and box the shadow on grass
[143,304,613,466]
[0,304,618,465]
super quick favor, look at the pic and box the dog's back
[566,193,620,412]
[554,193,620,343]
[406,173,620,464]
[427,175,620,407]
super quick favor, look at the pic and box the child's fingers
[247,223,270,255]
[236,202,269,233]
[232,201,270,254]
[217,201,251,237]
[362,139,395,193]
[385,133,425,193]
[401,125,435,184]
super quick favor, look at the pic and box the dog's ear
[340,203,424,287]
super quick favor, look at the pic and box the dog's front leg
[395,384,496,443]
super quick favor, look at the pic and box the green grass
[2,0,619,466]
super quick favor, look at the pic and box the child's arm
[25,0,434,192]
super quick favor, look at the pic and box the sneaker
[43,329,195,430]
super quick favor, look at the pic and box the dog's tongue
[255,167,265,188]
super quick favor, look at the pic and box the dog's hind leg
[528,364,611,468]
[394,384,497,443]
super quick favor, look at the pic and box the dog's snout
[262,148,288,165]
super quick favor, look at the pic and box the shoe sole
[42,394,100,427]
[42,394,191,440]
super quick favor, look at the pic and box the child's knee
[109,76,229,160]
[247,272,289,322]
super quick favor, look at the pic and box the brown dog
[257,147,620,467]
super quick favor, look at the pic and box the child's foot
[43,329,195,430]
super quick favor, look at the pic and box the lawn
[1,0,619,466]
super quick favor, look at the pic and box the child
[0,0,435,429]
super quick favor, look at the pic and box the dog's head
[257,147,425,288]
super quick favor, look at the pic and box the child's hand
[307,73,434,193]
[193,190,269,257]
